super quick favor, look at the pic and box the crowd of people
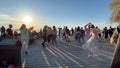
[0,23,117,68]
[57,23,115,43]
[0,23,116,51]
[0,23,116,50]
[41,25,57,47]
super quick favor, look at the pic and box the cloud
[0,8,13,14]
[0,14,14,21]
[0,13,22,29]
[0,8,20,23]
[0,8,14,22]
[0,13,23,24]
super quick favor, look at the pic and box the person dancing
[82,24,99,57]
[20,24,30,55]
[42,25,48,47]
[84,23,91,42]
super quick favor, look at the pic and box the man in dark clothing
[71,28,74,36]
[65,26,70,42]
[6,24,13,38]
[108,26,114,38]
[0,26,6,38]
[42,25,47,47]
[81,27,85,43]
[103,27,109,41]
[75,26,82,43]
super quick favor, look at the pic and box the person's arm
[110,28,118,45]
[84,25,87,29]
[90,28,93,37]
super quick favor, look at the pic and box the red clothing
[65,29,69,35]
[8,64,20,68]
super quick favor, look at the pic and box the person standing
[81,27,85,43]
[20,24,30,55]
[65,26,70,42]
[39,28,43,39]
[102,27,109,41]
[109,0,120,67]
[59,28,63,40]
[96,26,101,41]
[71,28,74,36]
[52,26,57,46]
[108,26,114,38]
[0,26,6,39]
[6,24,14,38]
[76,26,82,43]
[110,24,120,68]
[47,27,52,46]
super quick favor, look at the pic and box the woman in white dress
[84,23,92,42]
[20,24,30,55]
[82,24,99,57]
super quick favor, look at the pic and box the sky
[0,0,118,30]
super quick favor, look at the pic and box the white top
[20,28,30,40]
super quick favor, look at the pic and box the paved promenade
[21,38,114,68]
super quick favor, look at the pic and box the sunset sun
[23,16,32,24]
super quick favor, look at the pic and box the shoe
[88,54,91,57]
[93,54,98,56]
[42,43,45,47]
[25,51,28,55]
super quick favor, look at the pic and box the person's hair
[9,24,13,28]
[53,26,56,30]
[96,26,98,28]
[9,24,12,26]
[90,24,95,28]
[29,27,33,30]
[20,24,26,30]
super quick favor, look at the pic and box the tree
[109,0,120,23]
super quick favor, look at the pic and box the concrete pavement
[21,38,113,68]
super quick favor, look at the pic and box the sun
[23,16,32,23]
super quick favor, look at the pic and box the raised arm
[84,23,93,29]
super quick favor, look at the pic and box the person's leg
[42,41,45,47]
[21,39,25,50]
[24,39,29,55]
[79,35,82,43]
[66,34,69,42]
[54,36,57,44]
[53,35,57,45]
[25,39,29,51]
[42,35,47,47]
[47,35,50,43]
[87,48,92,57]
[78,37,80,43]
[21,38,28,55]
[81,35,84,43]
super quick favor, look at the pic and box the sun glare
[23,16,32,23]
